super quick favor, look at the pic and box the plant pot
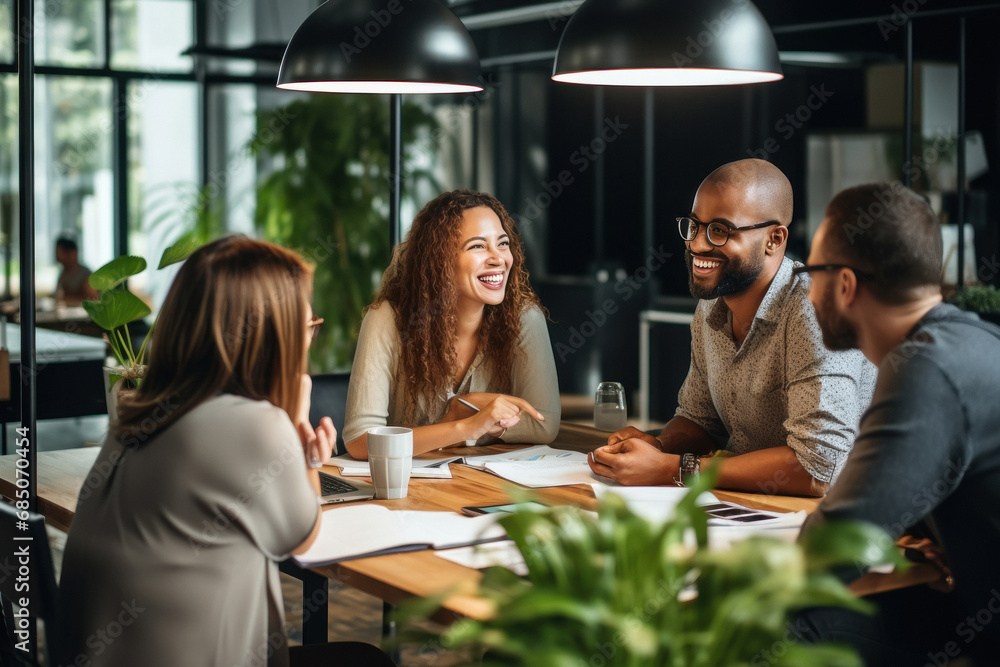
[103,366,125,423]
[103,364,145,423]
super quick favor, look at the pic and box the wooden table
[0,423,940,627]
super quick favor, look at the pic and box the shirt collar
[755,256,795,324]
[706,256,795,329]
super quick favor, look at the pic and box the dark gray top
[59,394,319,667]
[803,303,1000,625]
[676,257,877,482]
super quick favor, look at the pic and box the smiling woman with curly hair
[344,190,560,458]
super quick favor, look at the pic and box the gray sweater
[804,303,1000,641]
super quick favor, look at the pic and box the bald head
[699,159,793,225]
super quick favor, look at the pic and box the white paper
[293,505,507,567]
[482,460,619,488]
[707,512,807,549]
[435,542,528,576]
[460,446,587,470]
[326,454,458,479]
[707,508,806,528]
[591,485,719,523]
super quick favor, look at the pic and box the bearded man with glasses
[794,183,1000,664]
[589,159,876,496]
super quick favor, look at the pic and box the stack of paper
[591,485,719,523]
[480,460,614,488]
[293,505,509,567]
[326,454,459,479]
[456,446,615,488]
[436,542,528,576]
[593,485,806,548]
[436,490,808,576]
[459,445,588,469]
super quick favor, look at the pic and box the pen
[456,397,480,413]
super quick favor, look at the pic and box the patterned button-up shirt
[675,257,876,483]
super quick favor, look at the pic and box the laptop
[318,471,375,504]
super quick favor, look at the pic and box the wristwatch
[675,453,701,487]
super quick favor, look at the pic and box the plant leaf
[83,290,151,332]
[800,521,908,574]
[774,641,865,667]
[158,238,199,269]
[88,256,147,291]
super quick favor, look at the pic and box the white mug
[367,427,413,499]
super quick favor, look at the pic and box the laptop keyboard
[319,472,359,495]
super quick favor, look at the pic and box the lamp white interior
[552,68,784,86]
[277,81,485,94]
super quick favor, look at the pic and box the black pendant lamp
[552,0,783,86]
[277,0,483,94]
[277,0,482,245]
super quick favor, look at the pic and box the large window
[112,0,193,72]
[35,75,115,294]
[128,80,198,304]
[0,0,483,372]
[0,0,197,303]
[35,0,105,67]
[0,1,12,63]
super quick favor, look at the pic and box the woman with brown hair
[344,190,560,458]
[58,236,392,667]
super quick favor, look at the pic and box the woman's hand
[442,392,502,422]
[295,374,336,468]
[464,395,544,441]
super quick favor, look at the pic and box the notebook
[292,504,509,566]
[326,454,458,479]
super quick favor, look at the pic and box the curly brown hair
[370,190,542,419]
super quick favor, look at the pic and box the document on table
[326,453,459,479]
[293,505,509,567]
[456,446,615,488]
[482,460,620,488]
[436,542,528,576]
[459,446,587,470]
[592,485,806,546]
[706,510,807,548]
[591,485,719,523]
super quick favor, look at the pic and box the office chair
[0,501,66,666]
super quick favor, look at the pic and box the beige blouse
[343,303,561,445]
[59,394,319,667]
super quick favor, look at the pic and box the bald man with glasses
[589,159,876,496]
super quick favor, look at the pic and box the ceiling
[450,0,1000,66]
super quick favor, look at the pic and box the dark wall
[467,2,1000,293]
[463,2,1000,403]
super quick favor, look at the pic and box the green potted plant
[248,94,440,370]
[950,284,1000,327]
[83,243,193,417]
[396,473,904,666]
[176,95,441,371]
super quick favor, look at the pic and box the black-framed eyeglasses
[791,264,875,282]
[677,216,780,247]
[307,317,324,341]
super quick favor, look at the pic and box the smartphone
[701,501,776,523]
[718,513,772,523]
[460,501,548,516]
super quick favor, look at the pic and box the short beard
[686,248,765,300]
[816,280,859,351]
